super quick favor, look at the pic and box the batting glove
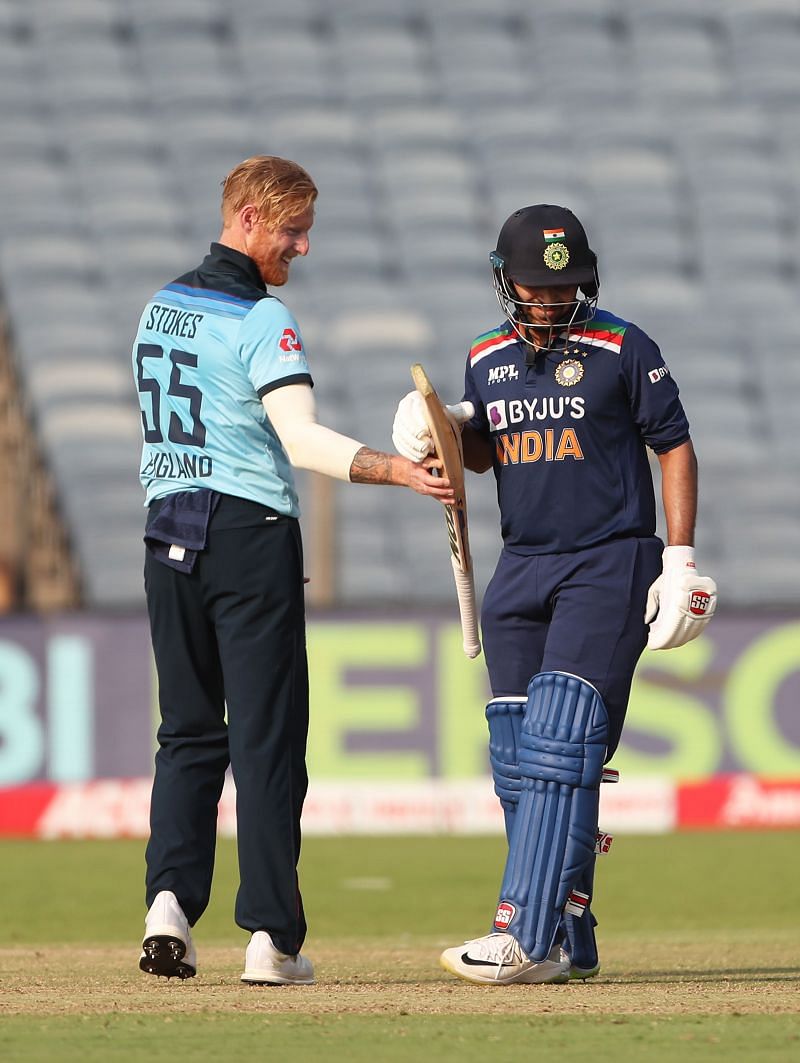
[645,546,717,651]
[392,390,474,462]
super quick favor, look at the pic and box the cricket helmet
[490,204,599,348]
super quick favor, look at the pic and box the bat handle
[451,556,481,659]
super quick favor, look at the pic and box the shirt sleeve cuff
[257,373,313,398]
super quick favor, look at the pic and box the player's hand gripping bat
[411,364,481,659]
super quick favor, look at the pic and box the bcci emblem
[554,359,584,387]
[543,242,569,271]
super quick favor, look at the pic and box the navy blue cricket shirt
[462,308,690,555]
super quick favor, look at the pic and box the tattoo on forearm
[350,447,393,484]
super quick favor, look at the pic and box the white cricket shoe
[440,932,570,985]
[569,960,601,981]
[241,931,315,985]
[139,890,196,980]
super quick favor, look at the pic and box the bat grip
[451,556,481,659]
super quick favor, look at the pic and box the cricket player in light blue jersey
[134,156,452,986]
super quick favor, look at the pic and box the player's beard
[261,257,291,286]
[519,303,575,350]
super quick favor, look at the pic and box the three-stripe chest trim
[470,325,518,367]
[566,319,627,354]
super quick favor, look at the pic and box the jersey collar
[206,242,267,292]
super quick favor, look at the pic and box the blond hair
[221,155,318,229]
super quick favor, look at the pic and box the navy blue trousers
[144,495,309,955]
[481,537,662,757]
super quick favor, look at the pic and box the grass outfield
[1,833,799,1062]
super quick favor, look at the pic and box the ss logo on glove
[689,590,713,616]
[645,547,717,651]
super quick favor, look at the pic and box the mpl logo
[494,901,516,931]
[647,365,670,384]
[279,327,302,353]
[689,590,712,615]
[486,400,507,431]
[487,364,519,385]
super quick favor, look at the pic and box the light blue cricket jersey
[131,243,313,514]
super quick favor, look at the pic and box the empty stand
[0,0,796,609]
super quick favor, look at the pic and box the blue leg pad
[485,698,526,842]
[562,857,598,971]
[492,672,608,962]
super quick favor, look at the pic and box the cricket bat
[411,363,481,659]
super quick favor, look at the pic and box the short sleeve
[463,354,490,436]
[237,297,313,397]
[619,324,690,454]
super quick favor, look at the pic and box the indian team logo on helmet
[543,242,569,271]
[494,901,516,931]
[554,359,584,387]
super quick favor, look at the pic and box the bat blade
[411,363,481,658]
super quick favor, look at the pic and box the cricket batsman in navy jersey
[393,204,717,985]
[133,156,452,986]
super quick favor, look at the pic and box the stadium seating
[0,0,797,609]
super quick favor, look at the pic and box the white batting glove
[645,546,717,651]
[392,390,474,462]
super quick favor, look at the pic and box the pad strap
[493,672,609,961]
[562,857,599,971]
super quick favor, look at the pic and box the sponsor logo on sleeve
[648,365,670,384]
[279,327,302,353]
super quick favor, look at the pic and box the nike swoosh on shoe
[460,952,515,969]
